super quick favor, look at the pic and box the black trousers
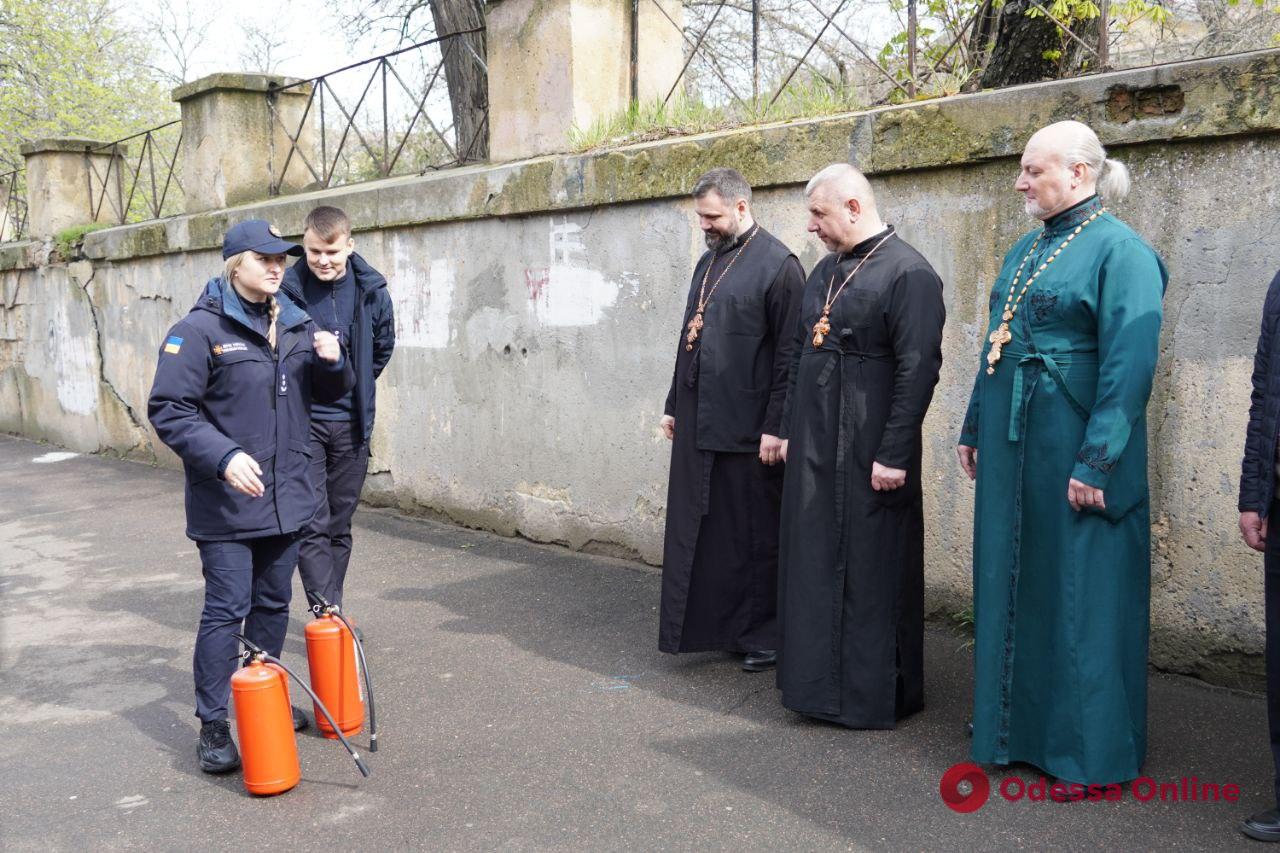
[194,534,298,722]
[1266,501,1280,807]
[298,420,369,608]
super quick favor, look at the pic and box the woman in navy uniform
[148,220,353,774]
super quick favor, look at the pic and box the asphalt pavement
[0,433,1272,851]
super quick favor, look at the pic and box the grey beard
[704,230,737,252]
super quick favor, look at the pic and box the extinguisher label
[352,634,365,702]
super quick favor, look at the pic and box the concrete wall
[4,51,1280,688]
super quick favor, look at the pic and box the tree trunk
[428,0,488,162]
[978,0,1097,89]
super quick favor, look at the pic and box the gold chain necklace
[985,206,1106,374]
[685,225,760,351]
[812,230,896,347]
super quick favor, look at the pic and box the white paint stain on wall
[527,218,621,327]
[48,299,97,416]
[391,240,454,348]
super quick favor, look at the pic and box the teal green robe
[959,195,1167,785]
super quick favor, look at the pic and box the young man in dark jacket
[283,206,396,610]
[1239,270,1280,842]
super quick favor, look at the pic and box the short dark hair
[303,206,351,240]
[692,167,752,204]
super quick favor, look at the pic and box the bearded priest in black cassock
[659,167,806,672]
[777,163,945,726]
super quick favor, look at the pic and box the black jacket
[1240,271,1280,516]
[283,252,395,443]
[148,276,354,541]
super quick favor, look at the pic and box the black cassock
[659,226,805,654]
[777,226,945,727]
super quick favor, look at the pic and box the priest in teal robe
[957,121,1167,786]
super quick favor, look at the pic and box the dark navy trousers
[1266,501,1280,807]
[297,419,369,608]
[194,534,298,722]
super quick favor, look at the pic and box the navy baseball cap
[221,219,303,259]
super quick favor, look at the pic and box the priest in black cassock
[659,167,806,672]
[777,163,945,726]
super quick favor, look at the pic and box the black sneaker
[198,720,240,773]
[292,706,309,732]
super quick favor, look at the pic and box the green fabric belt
[1006,350,1096,442]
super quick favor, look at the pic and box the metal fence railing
[648,0,1280,112]
[1,169,28,242]
[266,29,488,196]
[85,121,184,226]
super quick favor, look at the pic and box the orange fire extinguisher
[231,634,370,796]
[305,590,378,752]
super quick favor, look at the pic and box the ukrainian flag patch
[163,335,183,354]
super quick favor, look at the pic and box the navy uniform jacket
[282,252,395,444]
[148,276,354,541]
[1241,270,1280,517]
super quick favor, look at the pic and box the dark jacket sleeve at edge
[1240,271,1280,512]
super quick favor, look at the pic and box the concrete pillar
[19,138,126,237]
[486,0,685,161]
[0,175,15,242]
[172,73,317,212]
[636,0,685,104]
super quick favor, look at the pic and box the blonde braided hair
[266,295,280,350]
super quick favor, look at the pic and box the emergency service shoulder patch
[212,341,248,356]
[163,335,183,354]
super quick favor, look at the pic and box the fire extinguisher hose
[304,590,379,753]
[233,634,371,778]
[332,609,378,753]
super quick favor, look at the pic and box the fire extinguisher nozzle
[355,756,371,777]
[369,734,378,753]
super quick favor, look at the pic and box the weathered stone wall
[3,51,1280,687]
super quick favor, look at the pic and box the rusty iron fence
[85,121,184,226]
[1,169,28,242]
[266,29,487,196]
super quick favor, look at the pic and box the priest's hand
[759,434,784,465]
[956,445,978,481]
[780,439,789,463]
[660,415,675,440]
[1067,478,1106,512]
[871,461,906,491]
[1241,511,1268,552]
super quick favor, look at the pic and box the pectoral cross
[685,311,705,351]
[812,312,832,348]
[986,323,1013,374]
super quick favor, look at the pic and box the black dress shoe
[1242,807,1280,842]
[292,706,309,732]
[742,650,777,672]
[966,720,974,738]
[198,720,240,774]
